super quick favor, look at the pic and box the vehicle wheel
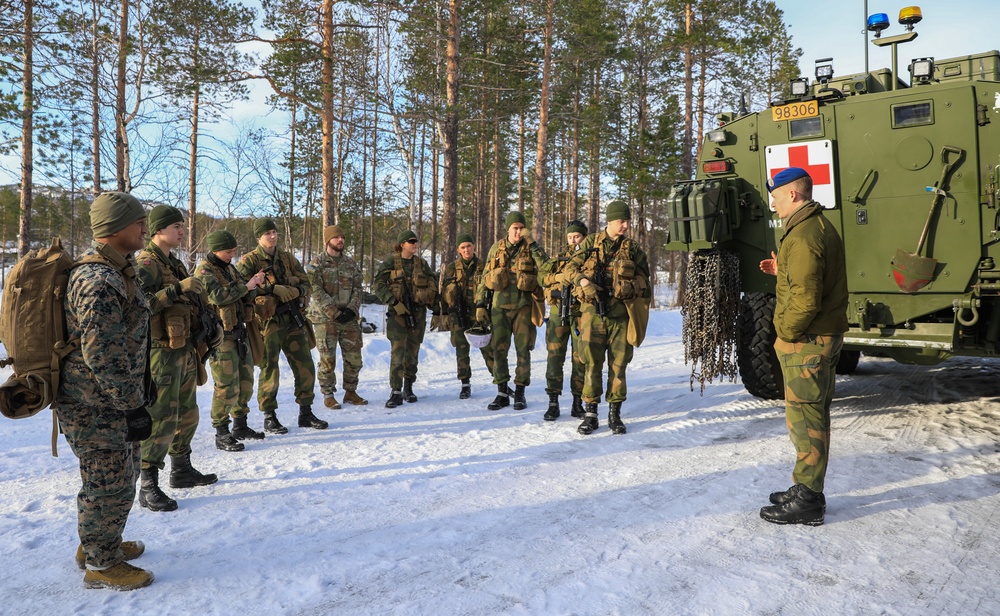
[835,349,861,375]
[736,292,784,400]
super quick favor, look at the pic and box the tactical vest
[445,256,481,308]
[545,246,576,307]
[389,254,438,307]
[484,240,538,293]
[204,260,254,331]
[578,232,647,303]
[138,246,197,348]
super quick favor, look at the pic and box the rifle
[274,297,307,330]
[398,277,418,331]
[232,322,249,359]
[558,283,573,325]
[191,295,223,362]
[587,248,609,317]
[443,276,473,330]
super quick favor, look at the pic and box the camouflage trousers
[315,320,363,395]
[257,314,316,412]
[209,336,255,427]
[545,306,584,396]
[386,308,427,390]
[578,308,634,404]
[490,304,536,386]
[450,325,495,381]
[142,344,200,470]
[774,333,843,493]
[56,402,140,569]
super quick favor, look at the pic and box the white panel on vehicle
[765,140,837,210]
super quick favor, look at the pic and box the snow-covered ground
[3,307,1000,615]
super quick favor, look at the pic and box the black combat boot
[769,485,827,513]
[543,393,560,421]
[760,484,825,526]
[215,423,245,452]
[459,379,471,400]
[231,415,265,441]
[571,395,585,418]
[403,379,418,403]
[298,405,329,429]
[577,403,599,435]
[138,467,178,512]
[608,402,627,435]
[169,453,218,489]
[487,384,510,411]
[385,390,404,408]
[513,385,527,410]
[263,411,288,435]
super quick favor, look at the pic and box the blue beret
[767,167,809,193]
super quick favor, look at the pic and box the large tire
[736,292,784,400]
[835,349,861,375]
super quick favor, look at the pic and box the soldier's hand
[759,251,778,276]
[392,301,409,316]
[521,231,534,245]
[476,307,489,323]
[272,284,300,303]
[335,308,356,323]
[210,323,225,348]
[247,271,266,290]
[580,280,599,300]
[177,276,204,295]
[125,407,153,442]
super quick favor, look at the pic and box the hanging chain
[682,248,741,394]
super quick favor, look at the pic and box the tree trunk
[90,0,101,196]
[532,0,553,251]
[115,0,129,192]
[441,0,460,254]
[320,0,336,226]
[19,0,34,257]
[186,81,200,269]
[588,66,601,233]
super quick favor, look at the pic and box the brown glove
[272,284,300,303]
[393,301,409,316]
[178,277,204,295]
[476,307,489,323]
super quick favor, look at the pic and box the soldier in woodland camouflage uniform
[57,192,154,590]
[196,230,268,450]
[135,206,218,513]
[475,212,549,411]
[538,220,588,421]
[372,230,438,408]
[757,168,848,527]
[563,200,650,436]
[440,232,495,399]
[237,218,326,432]
[308,224,368,409]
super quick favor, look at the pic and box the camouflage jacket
[440,255,482,311]
[774,200,849,342]
[372,253,437,309]
[58,242,150,414]
[539,244,583,307]
[137,241,209,347]
[236,245,311,302]
[196,253,257,331]
[307,250,362,323]
[475,238,548,310]
[564,230,650,319]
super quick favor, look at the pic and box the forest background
[0,0,800,299]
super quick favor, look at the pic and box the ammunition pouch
[484,265,509,291]
[163,304,192,349]
[411,272,437,307]
[514,259,538,293]
[611,258,646,301]
[254,295,278,323]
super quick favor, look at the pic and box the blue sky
[776,1,998,79]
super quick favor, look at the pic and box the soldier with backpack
[135,205,219,512]
[56,191,155,590]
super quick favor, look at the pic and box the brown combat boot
[83,561,154,591]
[342,390,368,406]
[76,541,145,570]
[324,395,342,410]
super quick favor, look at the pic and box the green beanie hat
[148,205,184,234]
[566,220,588,236]
[90,191,146,238]
[207,230,238,251]
[606,199,631,222]
[504,211,527,229]
[456,232,475,247]
[253,218,277,238]
[397,229,418,245]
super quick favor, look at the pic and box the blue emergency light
[867,13,890,36]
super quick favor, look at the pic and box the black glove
[125,407,153,442]
[335,308,356,323]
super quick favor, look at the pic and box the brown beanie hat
[91,192,146,238]
[324,225,345,244]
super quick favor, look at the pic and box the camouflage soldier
[538,220,588,421]
[475,212,549,411]
[56,192,154,590]
[564,200,650,435]
[440,232,495,399]
[135,206,218,513]
[372,230,438,408]
[307,224,368,409]
[237,218,326,432]
[757,168,848,527]
[196,230,268,449]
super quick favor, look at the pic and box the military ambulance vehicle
[667,7,1000,399]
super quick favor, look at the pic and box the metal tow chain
[681,248,741,394]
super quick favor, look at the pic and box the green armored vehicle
[668,8,1000,399]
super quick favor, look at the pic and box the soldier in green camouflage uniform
[564,201,650,436]
[196,230,268,449]
[135,206,218,513]
[757,168,848,527]
[538,220,587,421]
[56,192,154,590]
[475,212,549,411]
[440,232,495,399]
[372,230,438,408]
[308,224,368,409]
[237,218,326,432]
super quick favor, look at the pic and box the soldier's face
[119,218,148,252]
[457,242,475,260]
[157,221,185,249]
[566,232,584,246]
[771,185,797,218]
[259,229,278,251]
[606,219,629,238]
[327,235,345,255]
[401,238,419,258]
[507,223,524,244]
[215,248,237,262]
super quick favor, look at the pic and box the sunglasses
[405,238,419,244]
